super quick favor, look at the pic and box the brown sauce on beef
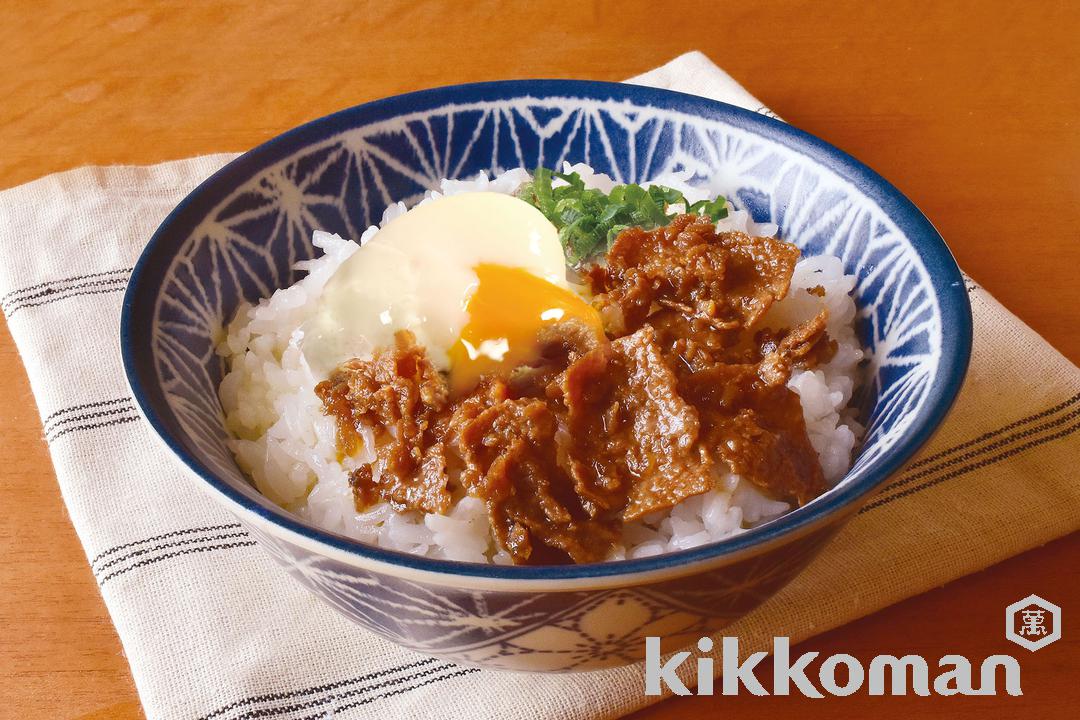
[315,334,452,515]
[316,215,836,564]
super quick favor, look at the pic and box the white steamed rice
[216,164,864,564]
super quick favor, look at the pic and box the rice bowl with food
[217,163,864,566]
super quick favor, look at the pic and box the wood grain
[0,2,1076,718]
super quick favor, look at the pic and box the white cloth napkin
[1,52,1078,720]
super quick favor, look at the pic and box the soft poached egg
[302,192,601,393]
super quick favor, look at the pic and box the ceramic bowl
[121,80,971,671]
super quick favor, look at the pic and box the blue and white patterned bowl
[121,81,971,671]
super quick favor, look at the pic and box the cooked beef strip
[315,331,452,515]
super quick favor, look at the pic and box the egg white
[301,192,568,375]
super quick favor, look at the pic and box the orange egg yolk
[447,263,603,396]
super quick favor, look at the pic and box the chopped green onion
[517,168,729,265]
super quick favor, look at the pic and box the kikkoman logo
[645,595,1061,697]
[645,637,1023,697]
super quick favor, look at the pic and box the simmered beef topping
[588,328,714,521]
[315,332,452,515]
[587,214,799,336]
[317,216,836,564]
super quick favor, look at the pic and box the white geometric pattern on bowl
[245,520,835,670]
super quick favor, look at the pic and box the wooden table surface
[1,2,1077,718]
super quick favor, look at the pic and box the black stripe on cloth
[196,659,440,720]
[3,274,130,311]
[212,663,479,720]
[292,668,481,720]
[5,283,128,317]
[861,418,1080,514]
[47,412,142,442]
[881,392,1080,488]
[97,541,258,585]
[44,403,138,440]
[875,404,1080,498]
[42,397,134,428]
[91,523,243,566]
[0,267,132,308]
[92,530,252,575]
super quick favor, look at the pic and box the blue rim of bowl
[121,79,972,582]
